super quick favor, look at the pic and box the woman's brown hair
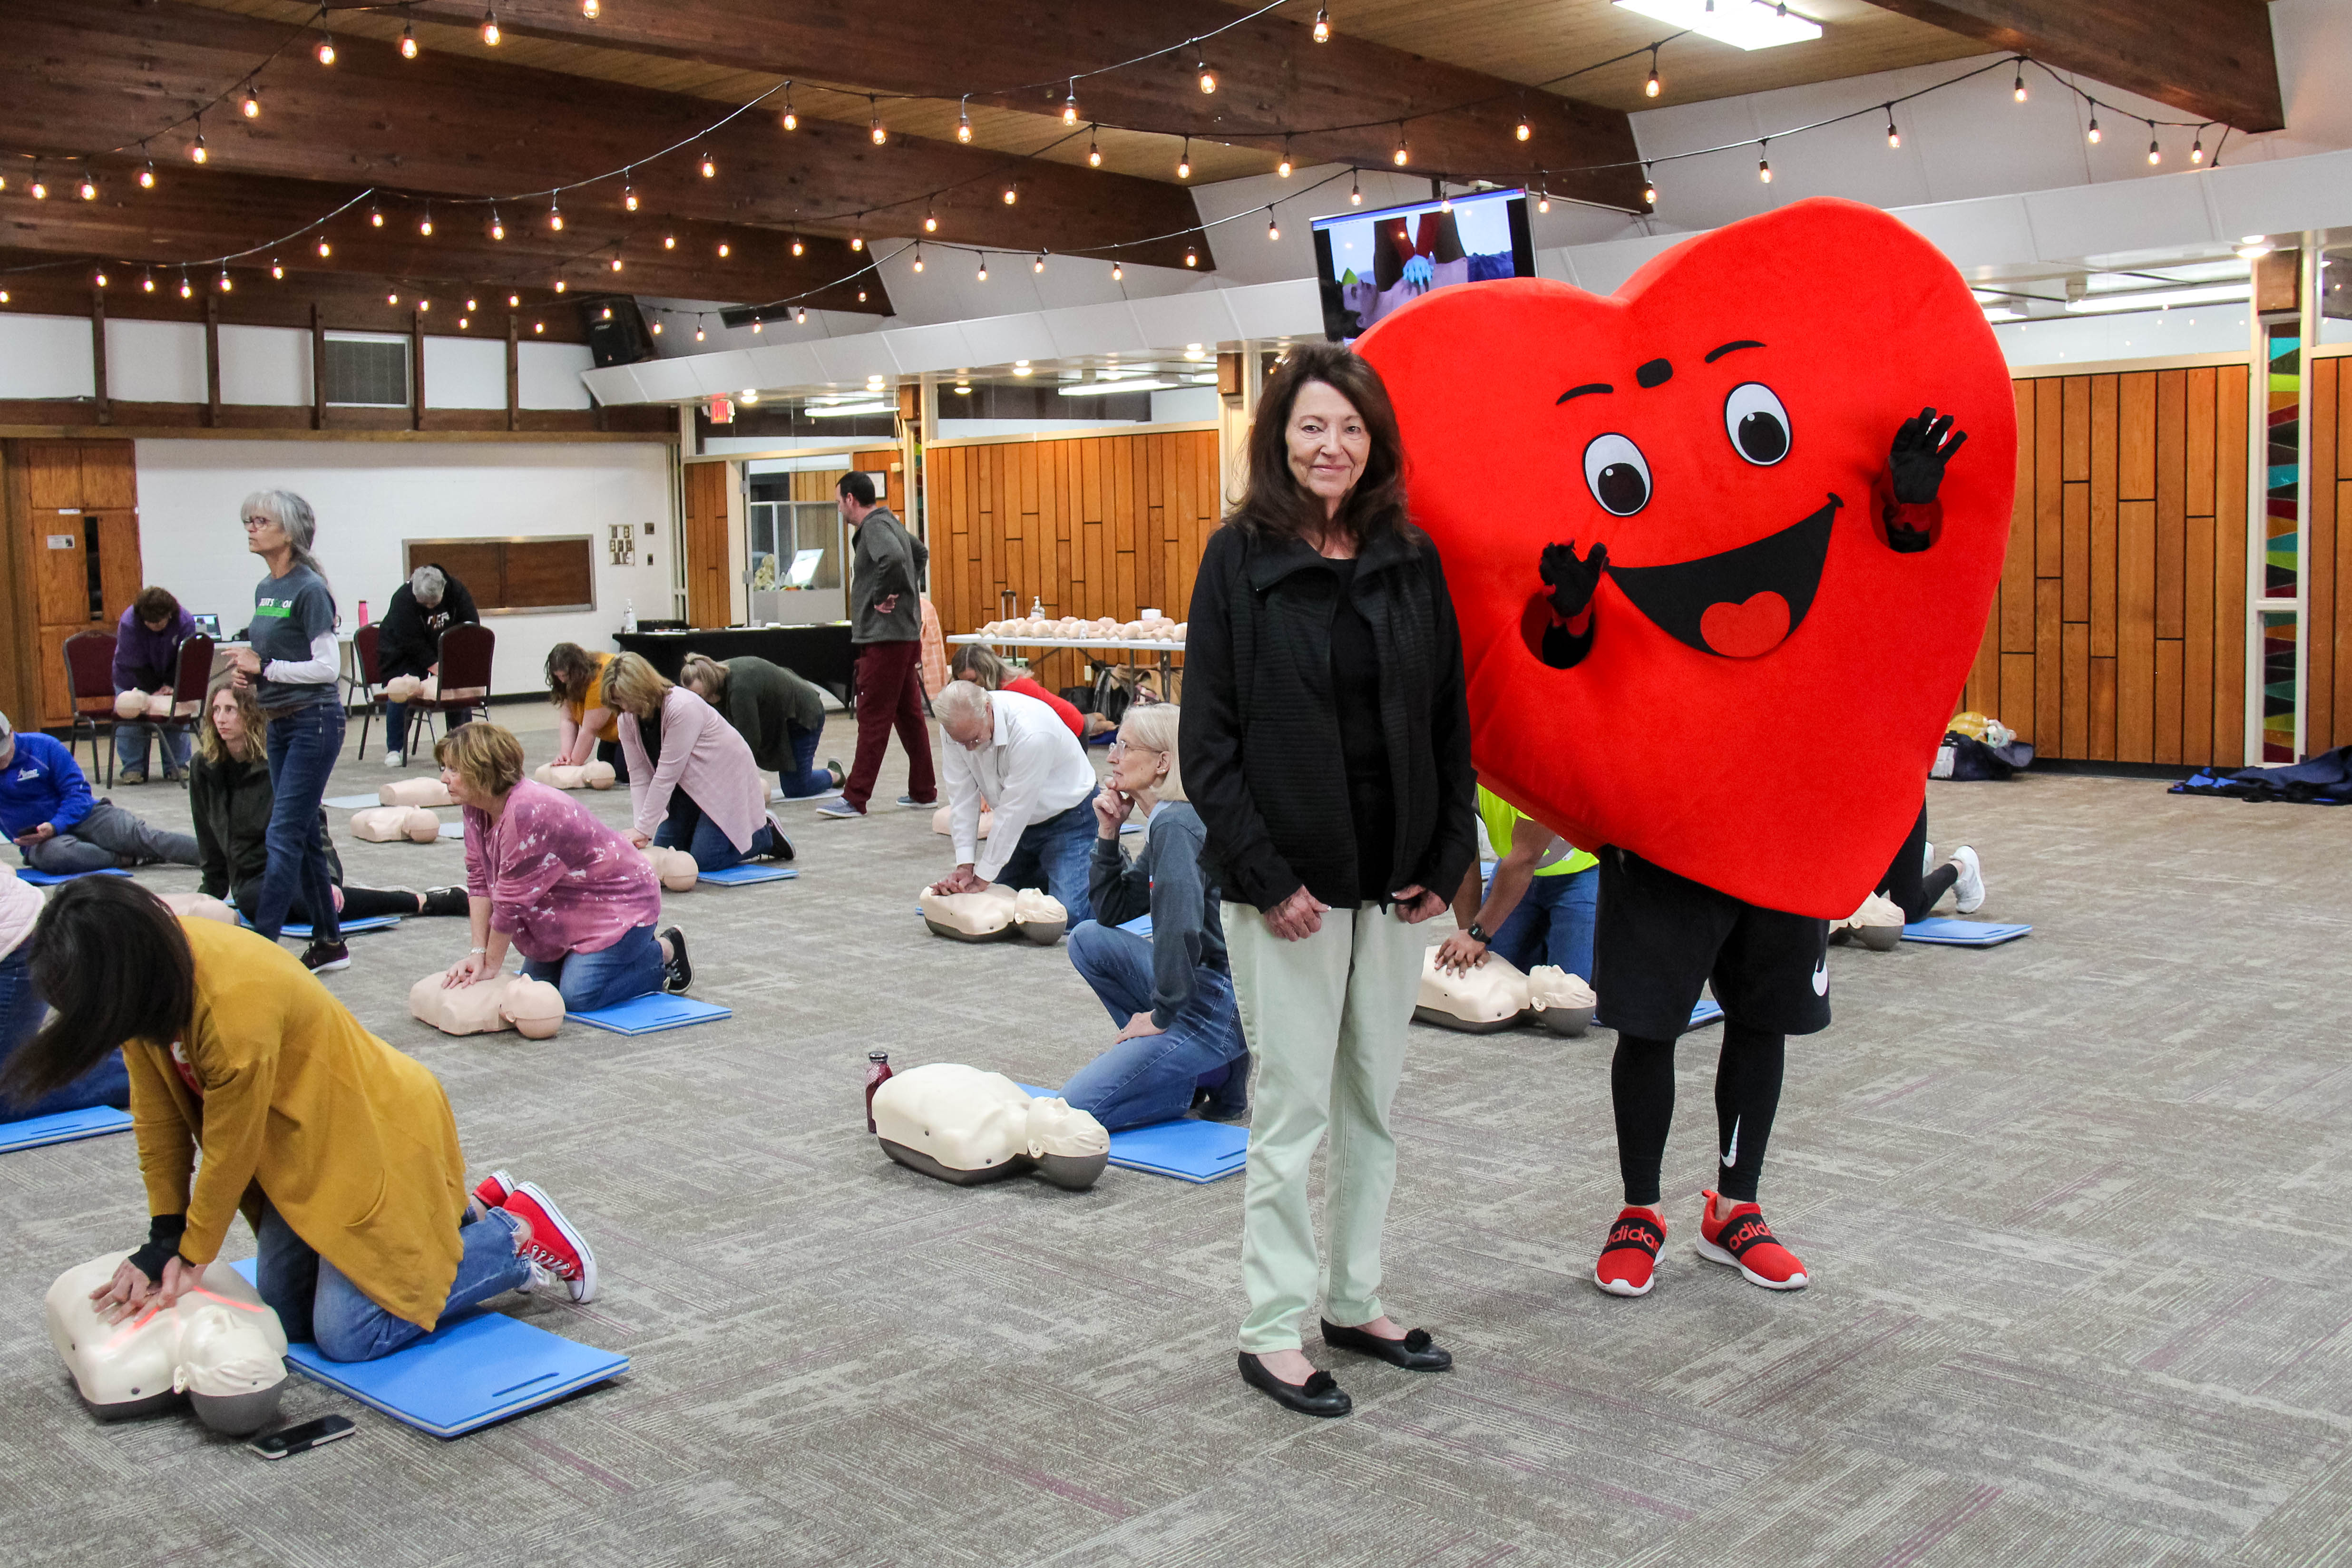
[678,653,731,699]
[949,643,1012,690]
[545,642,603,707]
[600,652,674,719]
[1228,341,1410,547]
[435,721,526,799]
[195,675,267,766]
[5,879,195,1100]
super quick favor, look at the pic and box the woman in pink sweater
[435,723,689,1009]
[604,654,792,872]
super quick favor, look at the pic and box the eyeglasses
[241,515,275,529]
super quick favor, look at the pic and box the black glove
[1888,406,1967,505]
[1539,540,1610,619]
[124,1213,187,1285]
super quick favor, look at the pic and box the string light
[581,0,599,16]
[700,149,716,177]
[400,23,417,58]
[316,31,335,66]
[93,269,108,288]
[2191,128,2206,165]
[387,290,399,306]
[317,236,331,257]
[1646,48,1661,98]
[624,174,638,211]
[242,82,262,118]
[956,96,971,143]
[850,230,864,251]
[269,258,283,279]
[490,209,506,240]
[693,319,708,343]
[1537,185,1552,213]
[1516,113,1532,142]
[612,253,625,271]
[870,97,887,146]
[459,317,469,329]
[649,320,660,334]
[481,7,500,45]
[1112,261,1123,281]
[534,321,544,333]
[1088,128,1102,167]
[508,293,519,306]
[1197,52,1218,94]
[143,270,156,292]
[912,246,924,273]
[419,205,434,236]
[190,121,208,164]
[2013,62,2027,102]
[716,242,729,258]
[1185,245,1198,267]
[553,279,566,293]
[1350,169,1362,205]
[2147,123,2161,165]
[1034,250,1047,273]
[1886,107,1900,148]
[1641,166,1657,206]
[1757,139,1772,183]
[1267,208,1280,241]
[1177,137,1191,179]
[466,298,477,312]
[1003,182,1018,205]
[418,297,430,312]
[664,233,676,249]
[795,307,807,324]
[1063,80,1079,125]
[781,84,797,131]
[1279,136,1293,177]
[749,318,760,332]
[548,195,563,231]
[1393,125,1409,166]
[78,177,97,200]
[138,159,156,189]
[30,178,47,199]
[976,254,988,281]
[1313,5,1330,42]
[2087,114,2101,144]
[791,234,805,255]
[179,274,194,300]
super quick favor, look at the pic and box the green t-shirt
[1476,785,1596,877]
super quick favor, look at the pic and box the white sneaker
[1951,846,1985,913]
[384,750,404,768]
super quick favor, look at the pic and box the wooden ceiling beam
[0,160,887,312]
[1,0,1208,266]
[1867,0,2284,131]
[397,0,1648,210]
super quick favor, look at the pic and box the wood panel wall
[2308,355,2351,755]
[1,439,142,729]
[926,428,1220,694]
[682,460,732,629]
[1960,365,2250,766]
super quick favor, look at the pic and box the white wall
[108,320,208,404]
[517,341,595,409]
[133,439,673,695]
[422,336,507,409]
[0,315,95,400]
[218,325,311,406]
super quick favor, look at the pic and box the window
[322,335,410,407]
[405,538,594,614]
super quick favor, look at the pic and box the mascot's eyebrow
[1704,340,1766,363]
[1556,382,1613,404]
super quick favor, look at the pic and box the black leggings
[1611,1023,1786,1206]
[236,885,419,924]
[1876,801,1957,925]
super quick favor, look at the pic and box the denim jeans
[992,788,1098,926]
[382,700,411,758]
[0,946,129,1120]
[114,722,192,779]
[776,722,834,798]
[654,789,780,872]
[20,800,201,875]
[254,1199,531,1363]
[1489,865,1599,982]
[254,702,345,944]
[1057,920,1249,1131]
[520,922,665,1013]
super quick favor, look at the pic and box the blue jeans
[776,722,833,798]
[0,946,129,1120]
[1489,865,1598,981]
[254,1199,532,1363]
[254,702,345,944]
[654,789,781,873]
[114,722,191,779]
[1058,920,1249,1130]
[382,700,411,758]
[520,922,665,1013]
[992,788,1098,926]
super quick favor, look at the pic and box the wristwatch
[1464,922,1491,945]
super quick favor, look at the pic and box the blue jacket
[0,732,97,839]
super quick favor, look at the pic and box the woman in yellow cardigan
[2,877,598,1362]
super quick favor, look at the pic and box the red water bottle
[864,1051,893,1133]
[357,599,371,626]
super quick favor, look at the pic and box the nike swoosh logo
[1723,1115,1740,1168]
[1812,958,1828,996]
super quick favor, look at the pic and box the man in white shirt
[928,680,1100,924]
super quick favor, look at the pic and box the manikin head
[936,681,993,751]
[836,469,878,527]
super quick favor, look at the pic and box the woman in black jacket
[374,564,479,767]
[191,681,466,925]
[1180,342,1476,1418]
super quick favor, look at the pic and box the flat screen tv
[1312,187,1536,342]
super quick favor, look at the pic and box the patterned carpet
[3,705,2348,1568]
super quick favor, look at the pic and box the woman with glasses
[225,491,349,975]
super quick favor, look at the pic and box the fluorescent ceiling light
[1981,307,2023,322]
[1058,379,1179,396]
[805,400,891,417]
[2064,282,2249,315]
[1611,0,1822,51]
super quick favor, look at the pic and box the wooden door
[682,461,733,628]
[6,439,140,728]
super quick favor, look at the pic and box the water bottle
[357,599,371,626]
[622,597,638,634]
[864,1050,894,1133]
[1031,596,1044,618]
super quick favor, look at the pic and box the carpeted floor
[4,704,2349,1567]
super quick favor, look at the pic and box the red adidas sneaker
[1594,1208,1667,1297]
[470,1169,517,1211]
[1696,1191,1809,1290]
[502,1182,599,1304]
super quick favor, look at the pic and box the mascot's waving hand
[1359,197,2013,1300]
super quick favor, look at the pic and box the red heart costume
[1356,197,2014,919]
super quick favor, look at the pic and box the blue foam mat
[566,993,732,1035]
[229,1260,626,1439]
[697,864,799,885]
[239,914,403,938]
[1903,918,2033,947]
[1117,913,1153,937]
[13,867,133,887]
[0,1104,133,1153]
[1019,1085,1248,1182]
[323,793,385,809]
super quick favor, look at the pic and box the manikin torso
[45,1253,290,1434]
[872,1064,1109,1189]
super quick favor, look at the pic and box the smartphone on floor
[247,1414,356,1459]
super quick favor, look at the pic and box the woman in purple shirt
[434,723,691,1009]
[112,586,196,784]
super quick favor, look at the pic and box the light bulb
[270,261,283,280]
[850,234,864,252]
[549,199,563,231]
[1646,65,1660,97]
[1112,261,1123,281]
[1313,5,1330,41]
[1185,247,1198,267]
[180,277,194,299]
[2013,68,2026,103]
[143,273,156,292]
[482,9,500,45]
[371,205,384,228]
[1177,137,1191,179]
[139,162,156,188]
[649,320,660,334]
[1267,212,1279,241]
[781,89,797,131]
[1088,134,1101,167]
[700,152,715,177]
[2148,136,2161,165]
[1516,117,1532,142]
[1886,111,1901,148]
[795,307,807,323]
[31,180,47,199]
[696,323,708,343]
[1537,188,1552,213]
[1003,184,1017,205]
[1198,58,1217,94]
[2087,116,2101,144]
[1279,139,1293,177]
[1393,129,1409,166]
[534,321,544,333]
[554,279,566,293]
[870,100,886,145]
[1758,153,1772,183]
[2191,133,2206,165]
[400,24,417,58]
[716,243,729,258]
[956,98,971,142]
[491,213,506,240]
[466,298,477,312]
[791,234,804,255]
[1350,171,1362,205]
[1063,85,1078,125]
[624,183,638,211]
[419,298,429,311]
[1642,175,1657,206]
[419,212,433,236]
[190,135,207,165]
[1034,251,1046,273]
[94,270,108,287]
[664,233,675,249]
[913,248,924,273]
[976,258,988,281]
[387,290,400,306]
[78,178,97,200]
[317,36,335,65]
[612,255,625,271]
[581,0,598,16]
[217,272,231,295]
[459,317,469,328]
[242,84,261,118]
[317,237,331,257]
[507,293,519,306]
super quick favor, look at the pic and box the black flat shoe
[1237,1352,1351,1418]
[1320,1319,1453,1372]
[660,926,691,993]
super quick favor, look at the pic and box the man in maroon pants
[819,471,938,818]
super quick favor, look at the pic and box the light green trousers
[1229,899,1426,1354]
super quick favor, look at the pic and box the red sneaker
[502,1182,599,1304]
[470,1169,517,1210]
[1594,1208,1667,1297]
[1696,1191,1809,1290]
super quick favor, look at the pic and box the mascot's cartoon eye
[1581,433,1651,516]
[1723,382,1791,466]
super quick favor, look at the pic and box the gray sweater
[1087,801,1227,1027]
[849,507,928,644]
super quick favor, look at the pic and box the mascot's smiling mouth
[1604,494,1841,659]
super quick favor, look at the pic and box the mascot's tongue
[1699,592,1792,658]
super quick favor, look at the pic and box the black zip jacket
[376,569,482,681]
[190,749,344,905]
[1180,521,1477,914]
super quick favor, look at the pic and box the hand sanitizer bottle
[623,598,638,634]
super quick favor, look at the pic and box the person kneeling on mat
[1435,783,1598,982]
[930,680,1099,924]
[436,722,690,1008]
[4,877,598,1363]
[1057,704,1249,1130]
[1872,799,1986,924]
[605,654,793,872]
[677,653,842,801]
[0,711,201,876]
[193,680,466,938]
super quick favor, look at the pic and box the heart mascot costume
[1357,197,2013,1296]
